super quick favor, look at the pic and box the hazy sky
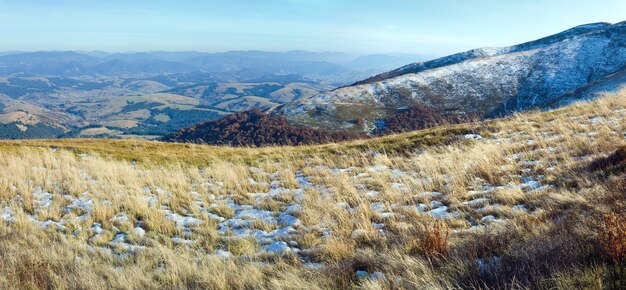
[0,0,624,55]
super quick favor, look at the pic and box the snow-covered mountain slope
[351,22,613,86]
[548,65,626,107]
[278,22,626,132]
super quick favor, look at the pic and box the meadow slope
[0,90,625,289]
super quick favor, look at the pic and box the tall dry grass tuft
[408,220,449,259]
[599,213,626,289]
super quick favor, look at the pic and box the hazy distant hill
[0,50,425,139]
[0,50,427,82]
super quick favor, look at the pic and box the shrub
[373,104,468,135]
[162,108,362,146]
[599,213,626,288]
[408,220,449,259]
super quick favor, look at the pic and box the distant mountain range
[0,50,429,84]
[275,21,626,134]
[0,50,429,139]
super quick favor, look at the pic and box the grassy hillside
[0,90,625,289]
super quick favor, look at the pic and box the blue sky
[0,0,624,55]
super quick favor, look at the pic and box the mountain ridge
[277,21,626,133]
[349,22,614,87]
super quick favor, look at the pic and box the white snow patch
[463,198,490,206]
[0,207,15,222]
[214,249,233,259]
[277,213,300,227]
[133,227,146,237]
[464,134,483,140]
[428,206,459,219]
[164,210,202,228]
[590,116,605,124]
[262,241,292,253]
[480,215,497,224]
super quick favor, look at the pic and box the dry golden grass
[0,89,625,289]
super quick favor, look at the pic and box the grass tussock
[599,213,626,289]
[408,220,449,259]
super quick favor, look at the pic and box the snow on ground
[0,146,553,264]
[0,159,549,266]
[1,108,621,268]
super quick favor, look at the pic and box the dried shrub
[3,258,53,290]
[599,213,626,265]
[162,108,362,146]
[599,213,626,289]
[373,104,471,135]
[408,220,449,259]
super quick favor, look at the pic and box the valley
[0,51,423,139]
